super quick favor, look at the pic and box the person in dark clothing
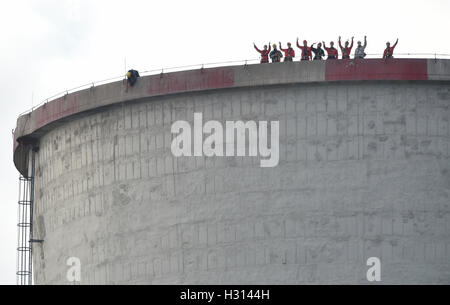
[126,69,140,87]
[254,43,271,63]
[310,43,325,60]
[383,39,399,60]
[339,36,354,59]
[269,44,283,63]
[323,41,338,59]
[279,42,295,62]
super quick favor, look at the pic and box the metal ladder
[16,174,33,285]
[16,148,40,285]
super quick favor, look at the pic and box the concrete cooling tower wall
[13,59,450,284]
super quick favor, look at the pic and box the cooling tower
[13,59,450,284]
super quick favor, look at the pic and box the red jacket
[339,39,353,59]
[254,45,271,63]
[296,41,312,60]
[280,46,295,58]
[324,46,338,59]
[383,41,398,59]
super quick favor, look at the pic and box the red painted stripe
[147,68,235,95]
[34,94,80,129]
[325,59,428,81]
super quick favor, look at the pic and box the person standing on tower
[296,38,312,61]
[383,39,399,60]
[354,36,367,59]
[310,42,325,60]
[269,44,283,63]
[279,42,295,62]
[254,43,271,63]
[323,41,338,60]
[339,36,354,59]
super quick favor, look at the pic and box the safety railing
[17,53,450,118]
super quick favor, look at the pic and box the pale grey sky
[1,0,449,284]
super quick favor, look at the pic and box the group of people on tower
[253,37,399,63]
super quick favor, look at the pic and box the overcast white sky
[1,0,449,285]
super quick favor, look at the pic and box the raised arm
[322,41,327,49]
[392,38,398,49]
[350,37,354,49]
[253,43,261,53]
[338,36,343,49]
[279,42,286,52]
[363,36,367,48]
[296,38,301,49]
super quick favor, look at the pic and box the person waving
[339,36,354,59]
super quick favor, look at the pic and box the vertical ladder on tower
[16,175,32,285]
[16,148,38,285]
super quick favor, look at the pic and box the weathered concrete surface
[15,59,450,176]
[428,59,450,81]
[12,60,450,284]
[14,61,328,177]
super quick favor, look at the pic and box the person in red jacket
[339,36,354,59]
[383,39,399,60]
[279,42,295,62]
[254,42,271,63]
[322,41,338,60]
[296,38,312,61]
